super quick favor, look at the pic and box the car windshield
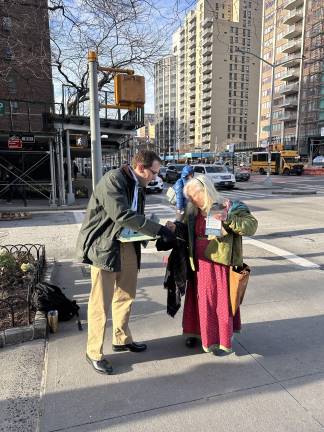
[159,167,166,172]
[175,164,186,171]
[205,166,228,173]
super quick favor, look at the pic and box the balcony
[203,26,213,38]
[202,126,211,134]
[281,40,302,53]
[203,83,211,92]
[202,91,212,101]
[202,74,212,83]
[189,31,196,42]
[202,109,211,118]
[283,54,302,67]
[202,55,212,65]
[189,47,196,57]
[189,56,196,66]
[203,17,213,28]
[202,136,211,144]
[280,97,298,109]
[283,24,302,39]
[284,0,304,10]
[202,37,213,47]
[281,67,300,81]
[280,82,299,95]
[282,112,297,121]
[202,117,211,127]
[203,100,211,110]
[203,64,212,74]
[189,74,196,83]
[283,9,303,25]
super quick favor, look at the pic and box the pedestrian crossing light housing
[114,74,145,109]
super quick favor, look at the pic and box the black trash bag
[32,282,82,330]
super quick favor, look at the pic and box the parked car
[165,164,186,183]
[146,175,164,193]
[159,166,167,181]
[313,156,324,166]
[227,166,250,182]
[193,164,236,189]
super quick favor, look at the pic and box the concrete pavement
[1,189,324,431]
[39,239,324,431]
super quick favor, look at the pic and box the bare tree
[0,0,195,111]
[49,0,197,114]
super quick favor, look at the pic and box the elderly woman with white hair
[167,175,258,354]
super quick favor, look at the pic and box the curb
[236,186,282,191]
[0,205,87,213]
[0,259,56,348]
[271,190,317,196]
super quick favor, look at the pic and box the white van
[193,164,236,189]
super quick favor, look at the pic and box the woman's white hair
[183,175,221,213]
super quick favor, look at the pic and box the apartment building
[137,113,156,149]
[258,0,324,155]
[154,55,177,156]
[171,0,262,153]
[0,0,53,104]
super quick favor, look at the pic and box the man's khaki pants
[87,243,138,361]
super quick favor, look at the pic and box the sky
[50,0,196,115]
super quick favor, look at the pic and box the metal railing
[0,244,45,331]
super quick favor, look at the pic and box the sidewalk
[38,247,324,432]
[0,198,89,213]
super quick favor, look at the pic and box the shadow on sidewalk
[28,313,324,431]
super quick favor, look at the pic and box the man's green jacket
[76,165,161,272]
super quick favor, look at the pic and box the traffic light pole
[88,50,103,190]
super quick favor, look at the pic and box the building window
[4,47,13,60]
[2,17,12,32]
[8,77,16,94]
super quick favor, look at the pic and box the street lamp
[237,48,303,186]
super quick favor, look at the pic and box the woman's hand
[165,221,176,233]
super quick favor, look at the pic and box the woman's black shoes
[185,337,198,348]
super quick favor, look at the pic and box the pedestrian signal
[114,74,145,108]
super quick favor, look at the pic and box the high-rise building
[171,0,262,153]
[258,0,324,155]
[137,113,156,150]
[154,55,177,156]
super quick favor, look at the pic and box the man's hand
[165,221,176,233]
[158,225,176,243]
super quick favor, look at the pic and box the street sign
[8,136,22,149]
[0,101,5,116]
[21,135,35,143]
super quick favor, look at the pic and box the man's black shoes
[112,342,147,352]
[86,354,113,374]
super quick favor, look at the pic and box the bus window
[258,153,267,162]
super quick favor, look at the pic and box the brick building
[0,0,53,103]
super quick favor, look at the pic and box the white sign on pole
[321,127,324,137]
[227,143,235,153]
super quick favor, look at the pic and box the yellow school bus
[251,150,303,175]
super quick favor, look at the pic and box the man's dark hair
[132,150,161,169]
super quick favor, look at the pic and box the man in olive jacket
[76,150,175,375]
